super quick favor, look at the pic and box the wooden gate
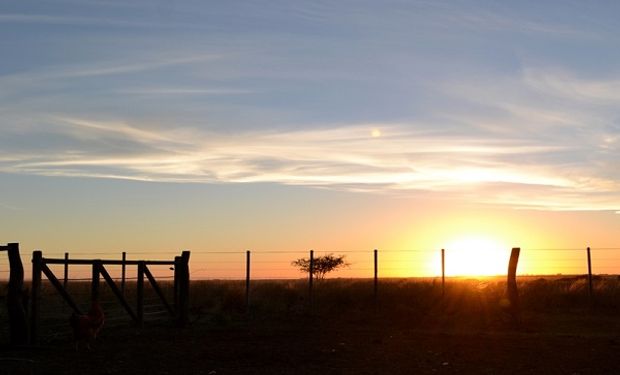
[1,243,28,346]
[30,250,190,344]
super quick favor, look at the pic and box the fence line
[181,246,619,313]
[2,242,620,346]
[3,247,619,283]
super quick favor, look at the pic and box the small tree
[291,253,349,280]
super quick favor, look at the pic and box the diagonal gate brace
[143,265,175,316]
[41,264,83,315]
[98,263,138,322]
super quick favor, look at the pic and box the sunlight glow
[432,236,511,276]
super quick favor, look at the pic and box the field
[2,276,620,374]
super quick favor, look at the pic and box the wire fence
[167,247,620,279]
[1,246,618,282]
[1,245,620,344]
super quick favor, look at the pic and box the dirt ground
[3,311,620,375]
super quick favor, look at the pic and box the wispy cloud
[62,55,220,78]
[0,53,224,104]
[1,1,619,215]
[0,201,21,211]
[523,69,620,103]
[117,88,254,96]
[0,13,159,28]
[55,117,187,146]
[0,55,220,82]
[440,9,599,39]
[1,115,618,212]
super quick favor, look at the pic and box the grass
[3,275,620,331]
[2,276,620,374]
[190,275,620,317]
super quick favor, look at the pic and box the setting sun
[433,236,511,276]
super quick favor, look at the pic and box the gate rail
[30,250,190,344]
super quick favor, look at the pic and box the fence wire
[2,247,620,282]
[1,246,620,344]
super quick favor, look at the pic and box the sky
[1,0,619,278]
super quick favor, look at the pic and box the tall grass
[2,275,620,341]
[189,276,620,322]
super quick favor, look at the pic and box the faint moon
[371,129,381,137]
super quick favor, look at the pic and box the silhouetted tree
[291,254,349,280]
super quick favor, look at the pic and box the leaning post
[507,247,521,328]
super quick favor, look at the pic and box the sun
[433,236,511,276]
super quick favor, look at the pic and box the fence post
[587,246,593,305]
[173,256,180,312]
[91,261,100,302]
[63,252,69,288]
[245,250,251,312]
[507,247,521,328]
[441,248,445,297]
[308,250,314,307]
[30,250,42,345]
[373,249,378,305]
[121,251,127,295]
[137,261,144,328]
[177,251,190,327]
[6,243,27,346]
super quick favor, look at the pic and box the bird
[69,301,105,350]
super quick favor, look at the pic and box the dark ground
[3,311,620,375]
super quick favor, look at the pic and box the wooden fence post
[63,252,69,288]
[587,246,593,305]
[91,261,100,302]
[30,250,42,345]
[6,243,28,346]
[137,261,145,328]
[173,256,180,312]
[245,250,251,311]
[507,247,521,328]
[121,251,127,295]
[441,248,445,297]
[373,249,378,304]
[308,250,314,307]
[177,251,190,327]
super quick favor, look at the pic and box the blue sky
[1,1,619,257]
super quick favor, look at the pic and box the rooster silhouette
[69,301,105,350]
